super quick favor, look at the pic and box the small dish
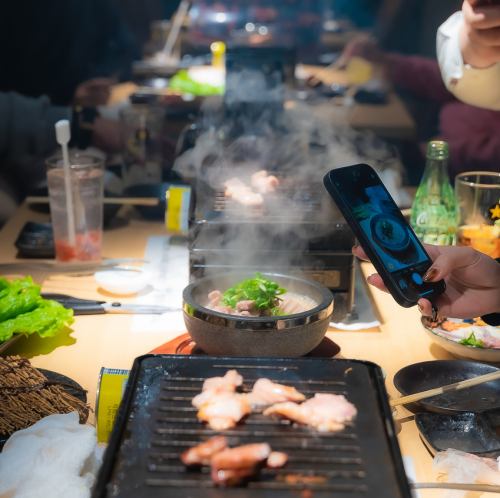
[416,411,500,458]
[94,268,150,296]
[393,360,500,414]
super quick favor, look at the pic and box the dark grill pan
[93,355,411,498]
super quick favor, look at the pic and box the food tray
[93,355,411,498]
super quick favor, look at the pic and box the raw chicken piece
[193,371,248,429]
[247,378,305,407]
[267,451,288,468]
[224,177,264,207]
[263,393,357,432]
[250,170,279,194]
[202,370,243,393]
[197,392,251,430]
[181,436,228,466]
[234,189,264,207]
[224,178,247,197]
[211,443,271,470]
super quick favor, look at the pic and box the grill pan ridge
[93,355,411,498]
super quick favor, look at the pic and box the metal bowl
[182,272,334,357]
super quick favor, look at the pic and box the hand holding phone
[323,164,446,308]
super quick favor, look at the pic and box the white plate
[422,318,500,363]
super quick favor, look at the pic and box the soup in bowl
[182,272,334,357]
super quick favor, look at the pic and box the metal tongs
[43,293,180,315]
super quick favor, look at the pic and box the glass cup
[120,105,164,187]
[46,153,104,263]
[455,171,500,259]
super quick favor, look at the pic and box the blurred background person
[0,0,137,224]
[0,0,138,106]
[438,0,500,110]
[0,92,124,225]
[340,30,500,180]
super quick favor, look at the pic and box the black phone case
[323,166,444,307]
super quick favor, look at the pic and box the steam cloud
[173,72,407,276]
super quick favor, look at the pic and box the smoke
[173,72,406,274]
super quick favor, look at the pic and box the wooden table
[300,64,417,140]
[0,204,492,497]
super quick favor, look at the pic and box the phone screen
[346,183,429,276]
[324,164,445,306]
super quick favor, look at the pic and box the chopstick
[26,196,160,206]
[413,482,500,493]
[390,370,500,407]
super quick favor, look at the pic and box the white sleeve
[437,11,500,110]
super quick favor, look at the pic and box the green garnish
[222,273,286,315]
[0,277,74,343]
[459,332,484,348]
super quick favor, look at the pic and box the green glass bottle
[410,141,457,245]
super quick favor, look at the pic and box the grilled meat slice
[247,378,306,408]
[263,393,357,432]
[180,436,228,466]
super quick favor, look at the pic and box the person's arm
[386,53,455,102]
[437,7,500,110]
[339,37,455,102]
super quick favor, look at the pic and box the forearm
[386,53,454,102]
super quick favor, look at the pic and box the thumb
[423,246,481,282]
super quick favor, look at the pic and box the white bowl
[94,268,150,296]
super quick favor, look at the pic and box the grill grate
[93,356,412,498]
[212,185,323,218]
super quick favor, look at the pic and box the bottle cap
[210,41,226,68]
[427,140,448,160]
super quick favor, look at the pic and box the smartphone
[323,164,445,307]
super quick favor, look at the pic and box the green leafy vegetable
[169,69,224,96]
[222,273,286,315]
[0,276,41,322]
[0,277,74,343]
[459,332,484,348]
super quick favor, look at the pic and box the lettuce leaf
[459,332,484,348]
[0,277,74,343]
[0,276,42,322]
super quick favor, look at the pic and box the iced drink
[46,154,104,263]
[455,171,500,259]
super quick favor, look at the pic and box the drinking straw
[55,120,76,246]
[161,0,190,61]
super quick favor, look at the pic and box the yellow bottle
[210,41,226,68]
